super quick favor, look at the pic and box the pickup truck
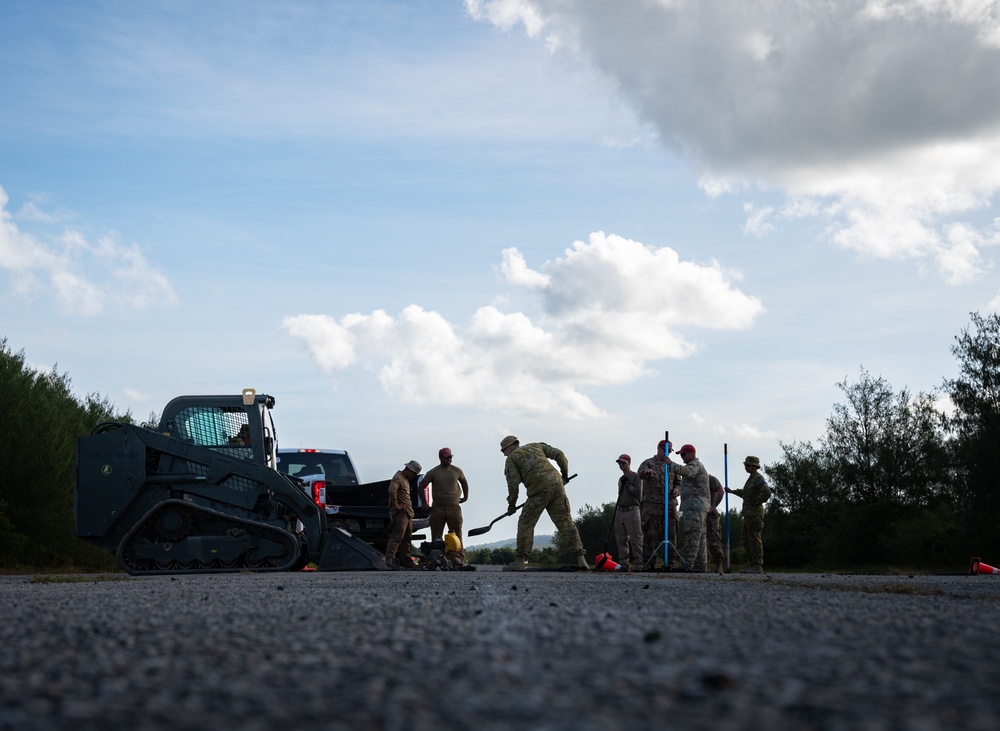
[276,448,430,553]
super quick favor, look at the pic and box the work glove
[507,504,517,516]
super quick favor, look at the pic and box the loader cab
[158,393,279,468]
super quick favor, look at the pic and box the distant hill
[466,535,553,551]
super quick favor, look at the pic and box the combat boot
[740,565,764,574]
[575,554,590,571]
[502,559,527,572]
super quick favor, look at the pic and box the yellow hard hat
[444,531,462,552]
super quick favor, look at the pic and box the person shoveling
[486,435,588,572]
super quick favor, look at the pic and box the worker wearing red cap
[670,444,711,573]
[614,454,643,572]
[420,447,470,561]
[637,440,681,570]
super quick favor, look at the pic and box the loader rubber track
[116,499,301,576]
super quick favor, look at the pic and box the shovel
[467,503,525,537]
[467,473,577,537]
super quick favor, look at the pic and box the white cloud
[0,186,176,314]
[285,232,763,418]
[733,423,782,441]
[469,0,1000,281]
[742,203,775,238]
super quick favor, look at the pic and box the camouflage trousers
[517,481,584,560]
[385,509,413,563]
[706,511,724,566]
[743,512,765,567]
[641,503,680,568]
[682,508,708,572]
[614,506,643,569]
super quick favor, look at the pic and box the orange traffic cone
[971,557,1000,575]
[595,552,621,571]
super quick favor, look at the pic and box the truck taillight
[311,481,326,508]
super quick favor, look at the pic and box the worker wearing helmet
[421,447,470,562]
[499,435,588,572]
[670,444,711,573]
[725,456,771,574]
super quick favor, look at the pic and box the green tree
[944,312,1000,550]
[767,441,836,511]
[0,338,127,568]
[820,368,949,505]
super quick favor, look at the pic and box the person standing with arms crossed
[726,455,772,574]
[421,447,470,562]
[614,454,643,572]
[386,460,421,570]
[499,435,589,572]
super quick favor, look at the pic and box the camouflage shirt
[732,472,771,517]
[505,442,568,505]
[672,456,711,512]
[637,456,680,506]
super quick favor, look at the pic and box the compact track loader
[74,389,385,574]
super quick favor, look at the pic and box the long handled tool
[724,442,731,572]
[467,473,577,537]
[468,503,525,537]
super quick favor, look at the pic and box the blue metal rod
[663,430,669,568]
[724,442,730,571]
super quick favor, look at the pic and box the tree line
[3,311,998,571]
[478,312,1000,572]
[0,338,129,569]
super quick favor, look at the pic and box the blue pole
[724,442,730,572]
[663,430,670,569]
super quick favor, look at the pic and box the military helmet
[500,435,519,451]
[744,455,761,468]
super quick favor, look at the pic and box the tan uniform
[423,463,467,557]
[504,442,584,561]
[385,470,414,565]
[614,471,643,570]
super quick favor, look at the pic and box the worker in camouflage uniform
[669,444,711,573]
[385,460,421,570]
[499,435,589,572]
[726,455,771,574]
[637,440,680,570]
[706,474,725,574]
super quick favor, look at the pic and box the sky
[2,0,999,545]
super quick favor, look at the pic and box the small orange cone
[594,552,621,571]
[970,557,999,575]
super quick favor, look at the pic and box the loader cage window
[174,406,250,450]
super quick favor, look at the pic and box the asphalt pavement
[1,567,997,731]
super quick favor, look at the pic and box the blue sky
[2,1,998,543]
